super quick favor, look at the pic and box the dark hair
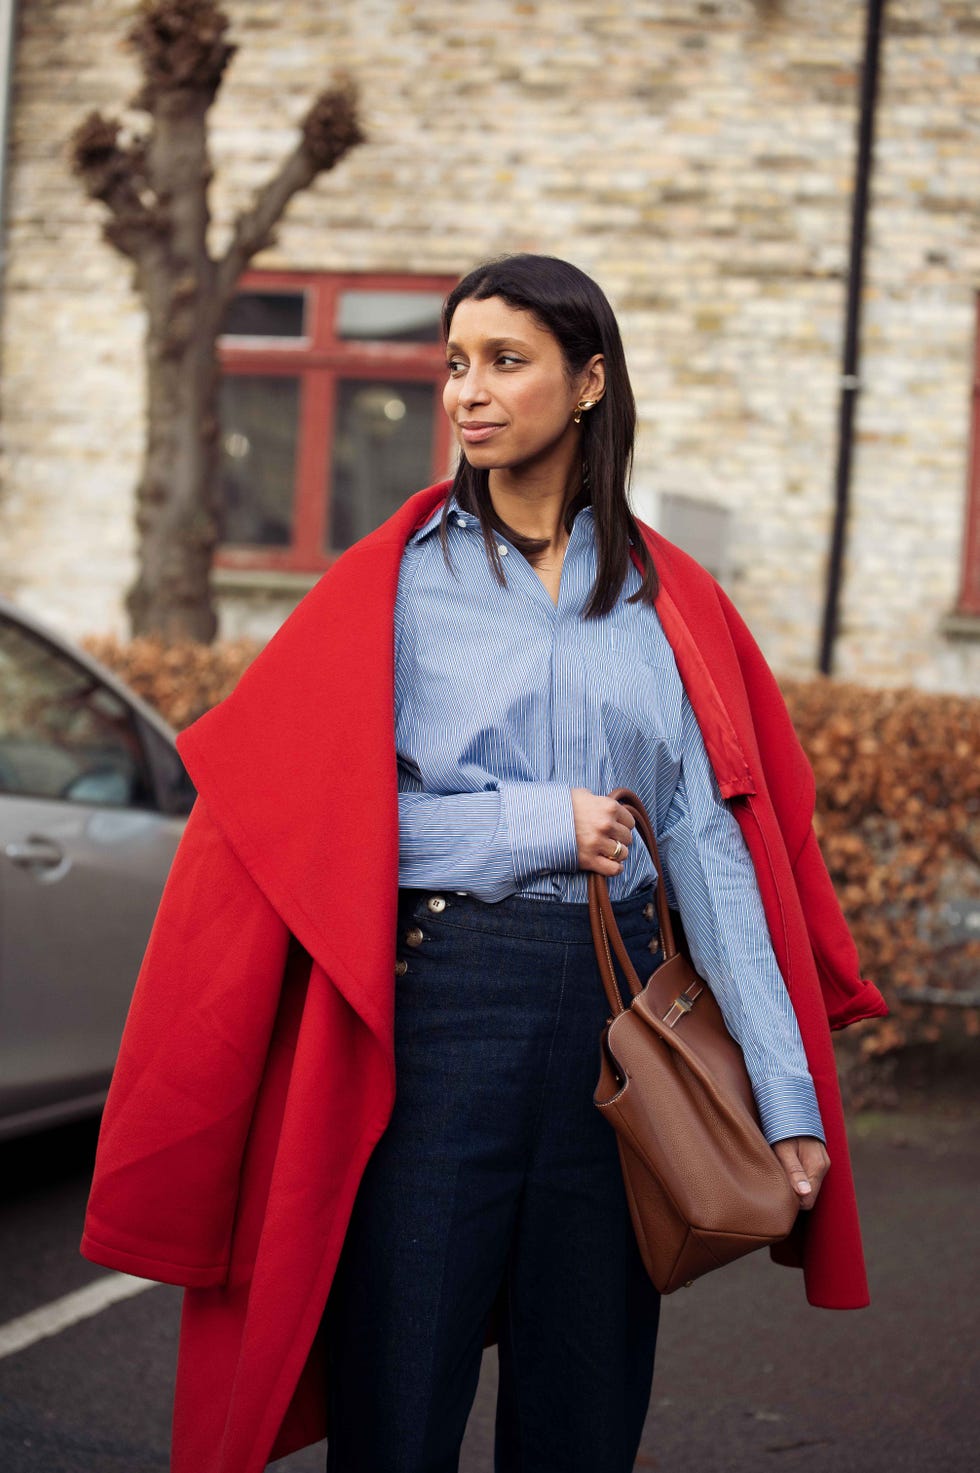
[440,253,657,616]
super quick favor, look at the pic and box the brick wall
[1,0,978,692]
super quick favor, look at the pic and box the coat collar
[177,481,450,1041]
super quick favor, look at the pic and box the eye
[446,357,467,377]
[496,354,524,368]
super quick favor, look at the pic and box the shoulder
[181,484,450,776]
[337,480,452,575]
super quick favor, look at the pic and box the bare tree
[70,0,364,640]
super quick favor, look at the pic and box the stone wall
[1,0,978,692]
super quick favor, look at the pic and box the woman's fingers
[571,789,637,873]
[772,1137,831,1211]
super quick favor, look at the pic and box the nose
[456,365,491,408]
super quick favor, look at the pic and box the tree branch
[69,111,166,261]
[215,74,364,305]
[127,0,235,111]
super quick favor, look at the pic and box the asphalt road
[0,1091,975,1473]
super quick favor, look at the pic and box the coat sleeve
[713,585,888,1030]
[80,798,291,1287]
[791,826,889,1030]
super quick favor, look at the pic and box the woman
[81,256,887,1473]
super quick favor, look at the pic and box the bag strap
[586,788,681,1016]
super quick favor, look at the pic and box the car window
[0,616,156,808]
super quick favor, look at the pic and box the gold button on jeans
[395,959,408,977]
[405,927,424,947]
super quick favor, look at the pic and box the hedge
[780,678,980,1054]
[85,634,262,730]
[85,636,980,1051]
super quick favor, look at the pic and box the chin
[460,447,510,470]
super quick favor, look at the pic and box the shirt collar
[408,497,462,545]
[408,496,596,546]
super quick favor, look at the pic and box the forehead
[446,294,554,349]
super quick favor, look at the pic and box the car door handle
[4,836,69,875]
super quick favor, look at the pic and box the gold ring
[611,840,624,860]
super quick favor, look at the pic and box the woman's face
[443,295,603,477]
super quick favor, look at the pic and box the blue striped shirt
[394,499,824,1145]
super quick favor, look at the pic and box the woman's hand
[571,788,636,876]
[772,1136,830,1211]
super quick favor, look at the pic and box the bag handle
[586,788,681,1017]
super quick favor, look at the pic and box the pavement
[0,1046,976,1472]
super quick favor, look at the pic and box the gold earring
[573,399,596,425]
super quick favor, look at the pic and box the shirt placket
[550,521,595,899]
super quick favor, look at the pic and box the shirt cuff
[753,1076,826,1146]
[497,782,578,885]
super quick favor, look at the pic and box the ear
[579,353,605,404]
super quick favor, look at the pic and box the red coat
[81,480,887,1473]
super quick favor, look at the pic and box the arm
[659,695,826,1150]
[398,782,638,902]
[398,782,578,902]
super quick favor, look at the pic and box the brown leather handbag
[588,789,799,1294]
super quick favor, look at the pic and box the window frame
[0,613,160,812]
[956,293,980,617]
[217,269,455,573]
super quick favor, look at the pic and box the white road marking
[0,1273,158,1360]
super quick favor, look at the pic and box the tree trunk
[70,3,365,643]
[128,297,222,642]
[126,90,221,640]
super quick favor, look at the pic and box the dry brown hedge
[84,634,262,730]
[85,637,980,1051]
[780,678,980,1053]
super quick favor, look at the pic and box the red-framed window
[957,294,980,616]
[216,270,456,572]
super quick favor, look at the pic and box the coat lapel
[176,481,452,1051]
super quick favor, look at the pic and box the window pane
[219,375,300,546]
[222,291,306,339]
[336,290,443,343]
[0,618,153,807]
[330,380,435,550]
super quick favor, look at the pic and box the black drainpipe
[817,0,887,676]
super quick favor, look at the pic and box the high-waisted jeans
[322,888,663,1473]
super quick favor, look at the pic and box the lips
[459,421,504,444]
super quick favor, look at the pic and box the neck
[488,461,581,554]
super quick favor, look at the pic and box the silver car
[0,598,194,1139]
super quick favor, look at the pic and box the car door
[0,613,187,1132]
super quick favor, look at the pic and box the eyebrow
[445,336,533,354]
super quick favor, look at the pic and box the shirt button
[497,544,509,556]
[395,959,408,977]
[427,895,447,913]
[405,926,424,947]
[456,516,468,527]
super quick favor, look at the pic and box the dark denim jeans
[323,888,663,1473]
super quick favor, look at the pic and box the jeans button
[426,895,447,914]
[395,959,408,977]
[405,926,424,947]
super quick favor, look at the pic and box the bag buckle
[663,989,699,1027]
